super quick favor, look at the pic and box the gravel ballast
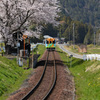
[7,50,75,100]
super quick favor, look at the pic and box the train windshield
[46,40,49,44]
[53,40,55,44]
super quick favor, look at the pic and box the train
[45,38,56,50]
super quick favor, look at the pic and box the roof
[46,38,55,41]
[43,35,53,39]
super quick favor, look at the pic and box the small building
[78,45,87,53]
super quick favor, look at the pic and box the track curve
[22,51,57,100]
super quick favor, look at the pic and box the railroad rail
[22,51,57,100]
[43,51,57,100]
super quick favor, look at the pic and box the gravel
[7,50,75,100]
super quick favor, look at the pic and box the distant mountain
[59,0,100,28]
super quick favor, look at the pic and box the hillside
[59,0,100,28]
[0,56,30,99]
[0,45,45,100]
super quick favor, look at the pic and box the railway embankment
[57,46,100,100]
[0,45,45,100]
[7,47,75,100]
[0,56,32,100]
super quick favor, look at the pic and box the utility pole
[69,26,70,42]
[94,32,96,47]
[99,33,100,40]
[73,23,75,49]
[17,32,19,64]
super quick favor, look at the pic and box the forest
[41,14,100,45]
[41,0,100,45]
[59,0,100,27]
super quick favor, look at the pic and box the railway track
[22,51,57,100]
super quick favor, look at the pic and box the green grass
[87,44,100,54]
[32,44,46,60]
[65,44,100,54]
[0,56,26,99]
[87,48,100,54]
[0,43,5,47]
[64,45,82,55]
[0,44,45,100]
[0,43,5,54]
[56,46,100,100]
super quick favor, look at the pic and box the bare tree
[0,0,60,45]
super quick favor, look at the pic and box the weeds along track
[22,51,57,100]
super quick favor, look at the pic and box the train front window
[53,40,55,44]
[47,40,49,44]
[50,41,51,43]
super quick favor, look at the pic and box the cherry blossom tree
[0,0,60,45]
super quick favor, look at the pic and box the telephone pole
[73,23,75,49]
[17,32,19,64]
[69,26,70,42]
[94,32,96,47]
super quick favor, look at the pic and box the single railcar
[45,38,56,50]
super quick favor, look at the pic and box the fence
[85,54,100,61]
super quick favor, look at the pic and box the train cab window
[47,40,49,44]
[50,41,51,43]
[53,40,55,44]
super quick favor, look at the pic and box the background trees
[57,15,95,44]
[41,23,58,37]
[63,21,88,44]
[96,29,100,45]
[59,0,100,28]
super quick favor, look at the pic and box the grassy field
[0,56,32,100]
[64,44,100,54]
[32,44,46,61]
[64,45,82,55]
[0,44,45,100]
[87,44,100,54]
[56,46,100,100]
